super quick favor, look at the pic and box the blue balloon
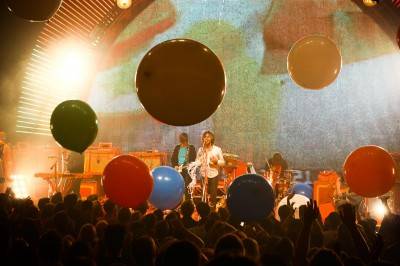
[149,166,185,210]
[291,183,313,199]
[227,174,274,222]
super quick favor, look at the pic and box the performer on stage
[0,131,12,193]
[265,152,288,186]
[171,133,196,200]
[193,130,225,207]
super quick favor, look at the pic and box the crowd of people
[0,190,399,266]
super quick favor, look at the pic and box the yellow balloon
[287,35,342,90]
[363,0,378,7]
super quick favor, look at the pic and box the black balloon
[50,100,98,153]
[227,174,275,222]
[6,0,62,22]
[136,39,226,126]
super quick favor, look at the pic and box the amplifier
[84,143,121,174]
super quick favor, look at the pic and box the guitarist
[171,133,196,200]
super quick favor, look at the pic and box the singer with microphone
[171,133,196,200]
[192,130,225,208]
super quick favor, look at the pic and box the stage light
[116,0,132,9]
[11,175,29,199]
[51,43,93,93]
[368,198,388,221]
[363,0,379,7]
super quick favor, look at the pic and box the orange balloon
[136,39,226,126]
[343,146,396,198]
[287,35,341,90]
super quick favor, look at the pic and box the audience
[0,190,399,266]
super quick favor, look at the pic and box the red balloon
[344,146,396,198]
[103,155,153,208]
[136,38,226,126]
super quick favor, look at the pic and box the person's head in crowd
[218,207,230,222]
[153,209,164,221]
[103,199,116,217]
[131,210,142,221]
[162,240,200,266]
[131,236,157,266]
[155,220,170,243]
[51,192,63,204]
[38,230,63,266]
[165,210,179,223]
[104,224,126,258]
[38,197,50,211]
[324,212,342,231]
[208,254,258,266]
[54,202,65,213]
[130,220,146,240]
[142,213,157,234]
[243,237,260,261]
[54,210,74,236]
[215,233,245,257]
[95,220,108,241]
[278,205,292,222]
[309,248,343,266]
[379,214,400,246]
[196,201,211,221]
[79,223,97,247]
[274,237,294,265]
[136,201,149,215]
[118,207,131,225]
[64,193,78,210]
[68,240,92,260]
[261,253,288,266]
[181,200,195,218]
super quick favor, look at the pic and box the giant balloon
[287,35,342,90]
[344,146,396,198]
[276,194,310,221]
[103,155,153,208]
[149,166,184,210]
[227,174,274,222]
[6,0,62,22]
[50,100,98,153]
[291,183,313,199]
[136,39,226,126]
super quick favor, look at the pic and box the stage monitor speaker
[84,143,121,174]
[129,151,167,170]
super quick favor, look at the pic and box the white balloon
[275,194,310,221]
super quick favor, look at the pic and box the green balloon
[50,100,98,153]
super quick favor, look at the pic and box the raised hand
[339,203,357,228]
[303,200,319,226]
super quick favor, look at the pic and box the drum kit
[190,152,296,204]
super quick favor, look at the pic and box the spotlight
[363,0,379,7]
[11,175,29,199]
[116,0,132,9]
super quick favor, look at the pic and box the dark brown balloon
[6,0,62,22]
[136,39,226,126]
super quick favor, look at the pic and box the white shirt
[195,145,225,178]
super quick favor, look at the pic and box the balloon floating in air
[287,35,342,90]
[103,155,153,208]
[291,183,313,199]
[136,38,226,126]
[50,100,98,153]
[344,145,396,198]
[227,174,274,222]
[149,166,184,210]
[6,0,62,22]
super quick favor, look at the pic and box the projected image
[89,0,400,169]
